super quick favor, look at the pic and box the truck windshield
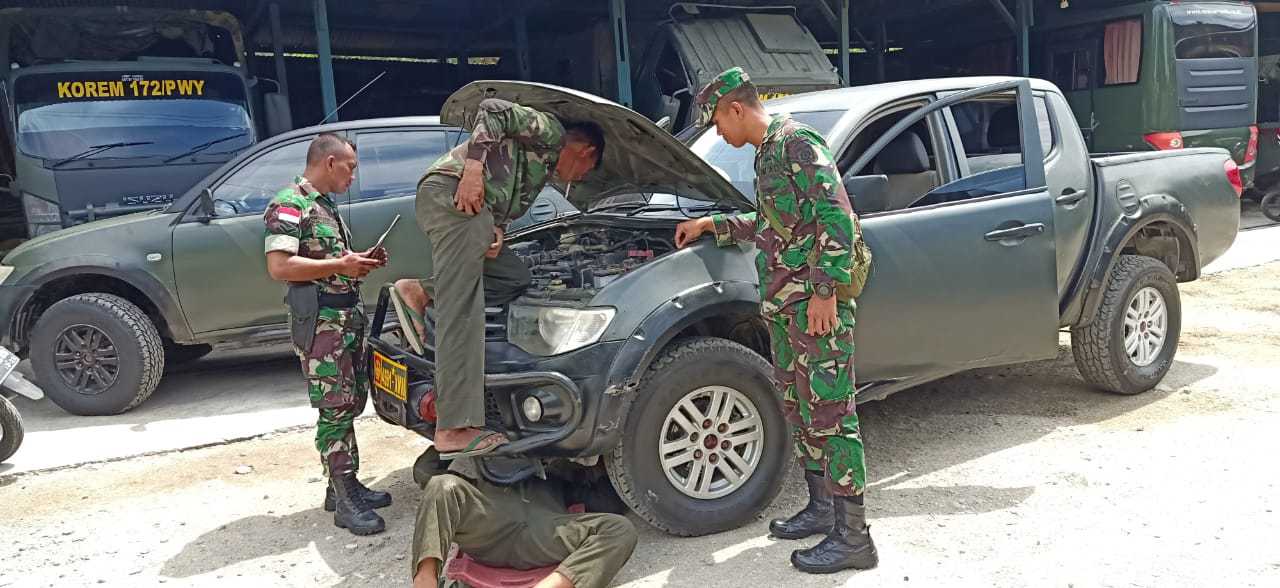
[688,109,846,200]
[1169,4,1256,59]
[13,71,253,166]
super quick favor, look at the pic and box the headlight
[507,305,615,356]
[0,266,13,285]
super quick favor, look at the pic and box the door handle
[985,223,1046,241]
[1055,189,1086,205]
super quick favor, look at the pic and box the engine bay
[510,224,676,301]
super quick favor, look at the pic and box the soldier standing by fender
[264,133,391,536]
[674,68,877,574]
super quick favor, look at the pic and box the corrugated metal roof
[672,12,840,91]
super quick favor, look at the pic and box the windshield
[1169,4,1256,59]
[14,71,253,165]
[685,109,846,201]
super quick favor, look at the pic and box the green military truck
[0,7,288,243]
[1039,1,1259,184]
[631,4,840,132]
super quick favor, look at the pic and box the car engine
[510,225,675,300]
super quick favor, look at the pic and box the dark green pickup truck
[362,78,1241,536]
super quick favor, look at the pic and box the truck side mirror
[655,116,673,133]
[196,188,215,223]
[264,92,294,137]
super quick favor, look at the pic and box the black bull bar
[365,285,584,458]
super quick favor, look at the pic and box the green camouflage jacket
[425,98,564,226]
[263,176,357,294]
[712,115,856,315]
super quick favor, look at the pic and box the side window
[1050,47,1095,91]
[354,130,449,201]
[842,108,942,215]
[950,96,1053,175]
[211,139,311,217]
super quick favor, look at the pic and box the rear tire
[30,294,165,415]
[0,395,23,463]
[605,336,787,536]
[1071,255,1181,395]
[1261,191,1280,222]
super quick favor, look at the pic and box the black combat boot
[790,495,878,574]
[327,453,386,536]
[324,479,392,512]
[769,471,834,540]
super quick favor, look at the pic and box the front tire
[1072,255,1181,395]
[605,337,787,536]
[0,395,23,463]
[30,294,165,415]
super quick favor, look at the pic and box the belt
[318,291,360,308]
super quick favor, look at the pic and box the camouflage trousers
[293,305,370,477]
[768,299,866,497]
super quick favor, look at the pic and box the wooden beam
[986,0,1018,31]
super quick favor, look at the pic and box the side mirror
[264,92,294,137]
[196,188,215,223]
[655,116,673,133]
[843,174,890,215]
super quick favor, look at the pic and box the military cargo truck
[0,7,290,243]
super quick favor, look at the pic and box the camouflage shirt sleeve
[711,212,758,247]
[263,187,309,255]
[464,98,566,161]
[785,129,854,289]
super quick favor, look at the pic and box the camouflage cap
[695,67,751,127]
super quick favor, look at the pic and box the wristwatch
[813,283,835,299]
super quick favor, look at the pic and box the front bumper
[364,288,630,458]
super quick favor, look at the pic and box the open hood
[440,81,751,211]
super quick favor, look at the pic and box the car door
[848,80,1060,382]
[170,135,335,335]
[344,128,453,304]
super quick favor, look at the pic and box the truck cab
[0,8,288,242]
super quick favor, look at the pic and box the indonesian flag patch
[276,206,302,225]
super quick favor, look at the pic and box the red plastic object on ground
[442,505,586,588]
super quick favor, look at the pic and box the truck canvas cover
[669,8,840,98]
[0,7,245,68]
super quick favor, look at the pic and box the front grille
[484,306,507,342]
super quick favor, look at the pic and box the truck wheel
[0,394,23,463]
[1072,255,1181,395]
[29,294,165,415]
[605,337,787,536]
[1261,191,1280,222]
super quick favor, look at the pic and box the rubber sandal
[388,284,427,356]
[439,431,509,460]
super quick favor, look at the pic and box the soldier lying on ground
[411,457,638,588]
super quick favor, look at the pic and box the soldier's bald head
[307,133,355,166]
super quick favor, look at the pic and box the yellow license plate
[371,351,408,402]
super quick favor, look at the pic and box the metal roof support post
[876,22,887,82]
[269,2,289,97]
[840,0,850,86]
[514,3,532,80]
[1017,0,1033,76]
[609,0,634,107]
[313,0,338,122]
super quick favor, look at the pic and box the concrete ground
[1,214,1278,587]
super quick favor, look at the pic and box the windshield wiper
[587,200,649,214]
[625,203,739,217]
[50,141,154,169]
[164,131,249,163]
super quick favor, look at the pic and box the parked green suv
[0,116,577,415]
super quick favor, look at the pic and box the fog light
[522,396,544,422]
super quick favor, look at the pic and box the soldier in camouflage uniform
[392,98,605,458]
[264,133,391,536]
[674,68,878,574]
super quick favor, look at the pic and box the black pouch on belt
[286,283,320,351]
